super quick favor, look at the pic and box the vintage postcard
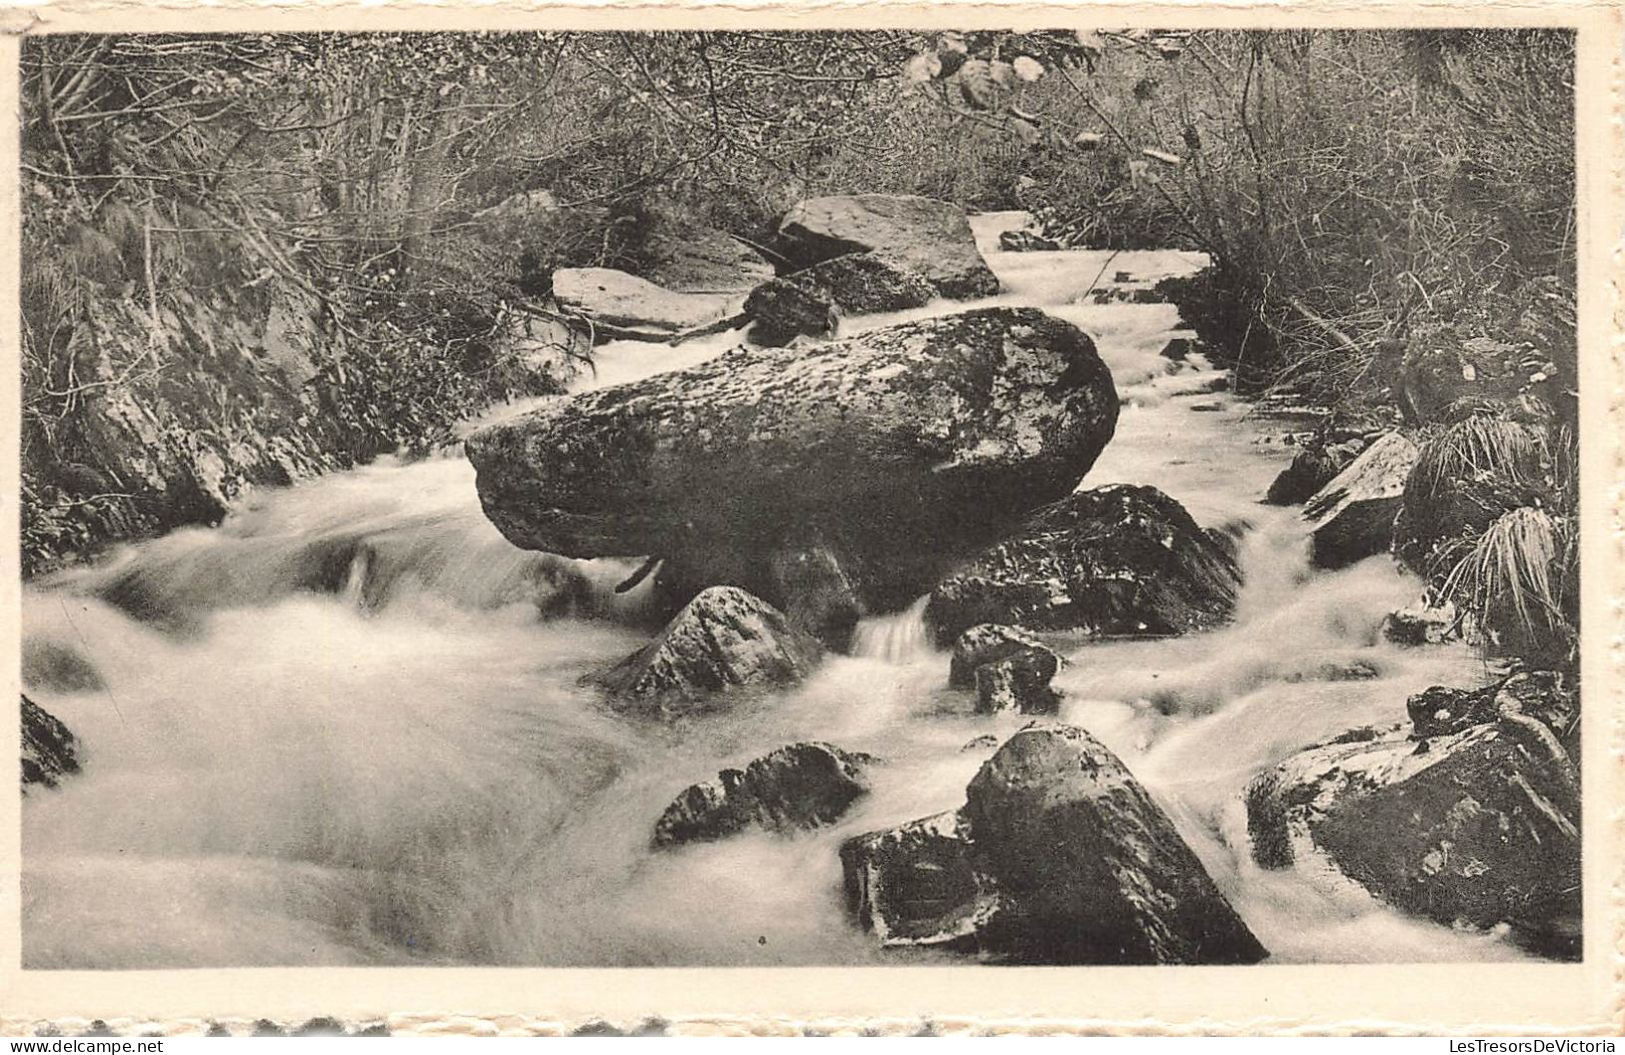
[2,2,1620,1036]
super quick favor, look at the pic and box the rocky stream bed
[19,203,1578,968]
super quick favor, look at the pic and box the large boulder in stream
[587,587,823,717]
[925,484,1240,646]
[777,194,1000,299]
[1246,670,1581,960]
[22,694,80,792]
[653,742,874,848]
[840,723,1267,964]
[1302,432,1418,569]
[466,307,1119,636]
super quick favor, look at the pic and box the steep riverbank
[20,212,1548,968]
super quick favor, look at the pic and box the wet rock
[745,253,936,343]
[840,810,994,948]
[777,194,999,299]
[551,267,740,338]
[587,587,822,716]
[926,484,1240,646]
[22,694,80,792]
[950,625,1064,715]
[961,734,1000,753]
[1381,600,1460,645]
[842,724,1267,964]
[1264,437,1367,506]
[948,624,1052,688]
[653,742,873,847]
[1246,689,1581,960]
[1302,432,1419,569]
[974,654,1062,715]
[742,279,841,345]
[468,307,1118,618]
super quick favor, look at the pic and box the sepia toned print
[5,9,1620,1032]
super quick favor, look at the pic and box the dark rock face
[777,194,1000,299]
[1302,432,1418,569]
[654,742,873,848]
[926,485,1240,646]
[843,725,1266,964]
[1264,437,1366,506]
[587,587,822,716]
[22,694,80,792]
[1247,670,1581,960]
[745,253,937,343]
[468,307,1118,620]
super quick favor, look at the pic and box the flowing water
[19,213,1523,968]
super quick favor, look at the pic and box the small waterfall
[849,596,934,664]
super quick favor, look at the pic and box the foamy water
[18,213,1521,968]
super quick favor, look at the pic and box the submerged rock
[467,307,1118,620]
[654,742,874,848]
[777,194,999,299]
[744,253,936,343]
[1302,432,1418,569]
[551,267,739,338]
[1247,670,1581,960]
[22,694,80,792]
[587,587,822,716]
[925,484,1240,646]
[21,639,104,694]
[842,723,1266,964]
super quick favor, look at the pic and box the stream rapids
[19,214,1525,968]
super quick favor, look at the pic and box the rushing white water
[19,212,1522,968]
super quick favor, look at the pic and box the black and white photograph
[8,15,1615,1024]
